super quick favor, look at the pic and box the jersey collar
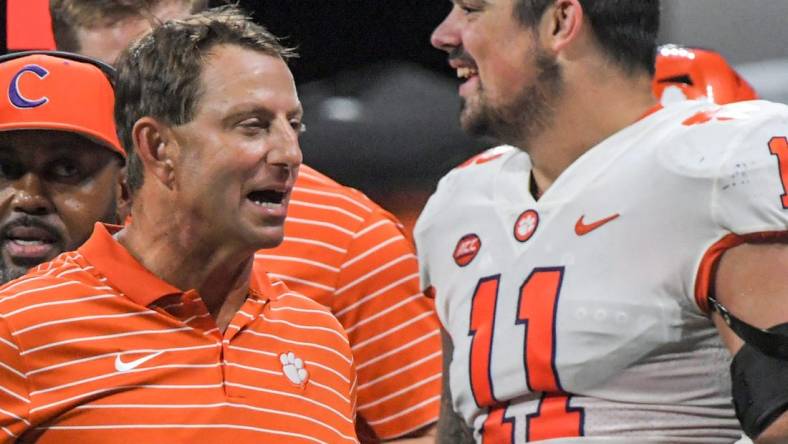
[79,223,270,306]
[79,223,181,306]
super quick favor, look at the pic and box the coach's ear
[114,166,132,223]
[131,117,178,190]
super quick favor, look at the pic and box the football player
[417,0,788,442]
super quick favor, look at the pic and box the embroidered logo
[453,234,481,267]
[575,213,620,236]
[9,64,49,109]
[513,209,539,242]
[280,352,309,385]
[114,351,163,372]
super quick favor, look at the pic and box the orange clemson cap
[0,51,125,158]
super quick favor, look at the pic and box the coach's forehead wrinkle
[194,48,296,113]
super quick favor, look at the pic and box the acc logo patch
[453,233,481,267]
[513,209,539,242]
[9,64,49,109]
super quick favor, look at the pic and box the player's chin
[460,109,489,138]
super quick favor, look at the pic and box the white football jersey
[415,100,788,443]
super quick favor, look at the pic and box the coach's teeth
[254,201,281,209]
[457,67,478,79]
[248,190,285,207]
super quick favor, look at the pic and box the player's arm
[0,316,30,440]
[437,328,474,444]
[713,242,788,443]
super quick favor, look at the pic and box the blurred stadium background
[1,0,786,228]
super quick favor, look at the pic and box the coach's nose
[265,118,303,172]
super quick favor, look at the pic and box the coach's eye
[457,1,483,14]
[291,120,306,134]
[238,118,270,135]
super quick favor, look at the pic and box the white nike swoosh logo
[114,351,164,372]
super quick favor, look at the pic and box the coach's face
[168,44,302,251]
[0,130,121,282]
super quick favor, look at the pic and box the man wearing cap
[0,51,126,284]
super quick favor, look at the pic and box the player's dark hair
[113,5,296,193]
[50,0,209,53]
[515,0,660,75]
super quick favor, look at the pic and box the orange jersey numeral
[480,404,515,443]
[518,268,564,392]
[469,276,501,408]
[468,269,584,442]
[768,136,788,208]
[468,276,515,443]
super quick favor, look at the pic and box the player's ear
[541,0,584,53]
[131,117,178,190]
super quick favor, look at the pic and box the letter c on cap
[8,64,49,109]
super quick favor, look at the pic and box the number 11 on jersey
[469,268,584,442]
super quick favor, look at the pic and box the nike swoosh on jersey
[575,214,620,236]
[114,351,164,372]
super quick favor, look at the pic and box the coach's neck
[118,189,255,330]
[121,203,253,314]
[115,123,256,329]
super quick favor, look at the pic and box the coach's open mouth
[247,189,286,208]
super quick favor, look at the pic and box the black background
[232,1,455,84]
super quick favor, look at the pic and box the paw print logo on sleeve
[280,352,309,385]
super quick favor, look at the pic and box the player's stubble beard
[461,45,563,149]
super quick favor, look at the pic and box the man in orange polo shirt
[50,1,441,441]
[0,8,357,443]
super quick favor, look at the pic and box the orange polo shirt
[0,223,357,443]
[257,166,441,439]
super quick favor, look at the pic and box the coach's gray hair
[113,5,296,192]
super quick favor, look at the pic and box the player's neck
[118,192,255,329]
[527,67,657,194]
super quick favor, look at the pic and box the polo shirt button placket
[177,291,229,397]
[221,293,265,399]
